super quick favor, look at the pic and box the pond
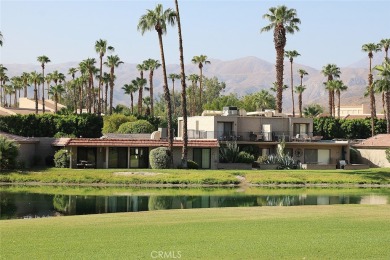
[1,186,389,220]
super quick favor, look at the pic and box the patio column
[105,147,109,169]
[127,147,130,168]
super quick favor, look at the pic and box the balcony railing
[186,130,322,142]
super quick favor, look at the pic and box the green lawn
[1,167,389,186]
[1,205,389,259]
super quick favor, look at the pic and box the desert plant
[237,151,255,164]
[277,154,297,169]
[219,141,240,163]
[54,149,70,168]
[149,147,171,169]
[186,160,199,169]
[386,148,390,163]
[0,136,19,170]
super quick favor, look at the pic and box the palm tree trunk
[337,91,341,118]
[79,84,83,115]
[55,94,58,113]
[109,67,114,115]
[199,68,203,114]
[34,83,38,114]
[150,70,154,116]
[14,90,17,106]
[138,71,144,115]
[105,83,108,114]
[172,80,175,116]
[275,46,284,113]
[332,90,336,117]
[175,0,188,168]
[290,61,295,117]
[24,86,27,97]
[299,93,302,117]
[386,91,390,133]
[382,92,386,121]
[157,31,173,167]
[130,94,134,114]
[98,55,103,115]
[42,67,46,113]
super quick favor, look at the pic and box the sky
[0,0,389,69]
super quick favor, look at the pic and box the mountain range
[3,53,387,113]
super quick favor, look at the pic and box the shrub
[0,136,19,170]
[277,155,297,169]
[386,148,390,163]
[54,149,70,168]
[237,151,255,163]
[54,132,77,138]
[149,147,171,169]
[117,120,155,134]
[102,114,136,133]
[219,141,240,163]
[187,160,199,169]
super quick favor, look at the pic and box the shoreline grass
[1,205,390,259]
[0,167,389,186]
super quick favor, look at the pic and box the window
[193,148,211,169]
[108,147,128,168]
[304,149,330,164]
[130,148,149,168]
[293,123,309,135]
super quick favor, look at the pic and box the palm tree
[362,43,381,136]
[298,69,308,86]
[10,76,23,107]
[303,104,323,118]
[143,96,151,116]
[48,84,65,113]
[138,3,177,166]
[3,84,13,107]
[21,72,30,98]
[373,78,387,121]
[144,59,161,116]
[102,72,111,114]
[29,72,43,114]
[0,31,3,46]
[132,77,147,115]
[294,85,306,117]
[174,0,188,168]
[330,80,348,118]
[0,65,8,106]
[261,5,300,113]
[191,55,210,110]
[136,63,148,115]
[95,39,114,115]
[187,74,199,116]
[122,83,138,114]
[80,58,97,113]
[37,55,51,113]
[168,73,180,114]
[374,59,390,133]
[321,64,341,117]
[284,50,300,116]
[253,90,275,111]
[379,38,390,59]
[104,55,123,115]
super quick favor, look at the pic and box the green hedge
[117,120,155,134]
[149,147,171,169]
[0,114,103,138]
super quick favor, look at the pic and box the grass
[0,167,389,186]
[1,205,390,259]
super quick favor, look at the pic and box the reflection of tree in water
[148,196,173,210]
[53,195,70,213]
[0,192,17,219]
[217,196,259,207]
[266,196,297,206]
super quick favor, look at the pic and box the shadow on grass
[344,169,390,183]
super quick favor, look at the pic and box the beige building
[337,104,385,119]
[352,134,390,168]
[0,98,66,116]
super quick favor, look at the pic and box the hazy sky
[0,0,389,69]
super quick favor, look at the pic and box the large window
[193,148,211,169]
[304,149,330,164]
[77,147,97,167]
[108,147,128,168]
[130,148,149,168]
[293,123,309,135]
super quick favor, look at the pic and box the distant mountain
[3,55,387,113]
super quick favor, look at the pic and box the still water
[1,187,389,219]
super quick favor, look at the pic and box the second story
[178,106,314,142]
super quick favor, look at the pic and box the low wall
[301,164,337,170]
[344,164,369,170]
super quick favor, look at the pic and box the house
[0,98,66,116]
[352,134,390,168]
[178,107,350,169]
[337,104,385,119]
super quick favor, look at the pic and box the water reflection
[1,190,389,220]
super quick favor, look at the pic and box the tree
[241,90,276,112]
[174,0,189,168]
[374,59,390,133]
[168,73,180,114]
[68,67,78,113]
[187,74,199,116]
[303,104,323,118]
[79,58,97,113]
[191,55,210,110]
[95,39,114,115]
[0,31,3,46]
[329,80,348,118]
[29,72,43,114]
[37,55,51,113]
[362,43,381,136]
[48,84,65,113]
[138,3,176,167]
[144,59,161,116]
[104,55,123,115]
[132,77,147,115]
[261,5,301,113]
[0,136,19,170]
[379,38,390,59]
[136,63,148,115]
[284,50,300,116]
[21,72,30,98]
[102,72,111,114]
[122,83,138,114]
[10,76,23,106]
[0,65,8,106]
[298,69,308,86]
[295,85,306,117]
[321,64,341,117]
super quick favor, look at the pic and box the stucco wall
[17,143,37,168]
[355,148,390,168]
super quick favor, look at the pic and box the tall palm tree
[95,39,114,115]
[0,65,8,106]
[10,76,22,107]
[168,73,180,114]
[29,72,43,114]
[122,83,138,114]
[138,3,177,165]
[284,50,300,116]
[102,72,111,114]
[321,64,341,117]
[104,55,123,115]
[174,0,188,168]
[37,55,51,113]
[374,59,390,133]
[330,80,348,118]
[187,74,199,116]
[294,85,306,117]
[261,5,300,113]
[136,63,148,115]
[253,90,275,111]
[21,72,30,98]
[144,59,161,116]
[362,43,381,136]
[373,78,387,121]
[3,84,13,106]
[132,77,147,115]
[379,38,390,59]
[68,67,78,113]
[303,104,323,118]
[191,55,210,110]
[298,69,308,86]
[48,84,65,113]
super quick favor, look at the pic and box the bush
[0,136,19,170]
[187,160,199,169]
[386,148,390,163]
[54,132,76,138]
[237,151,255,163]
[219,141,240,163]
[117,120,155,134]
[149,147,171,169]
[54,149,70,168]
[102,114,136,133]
